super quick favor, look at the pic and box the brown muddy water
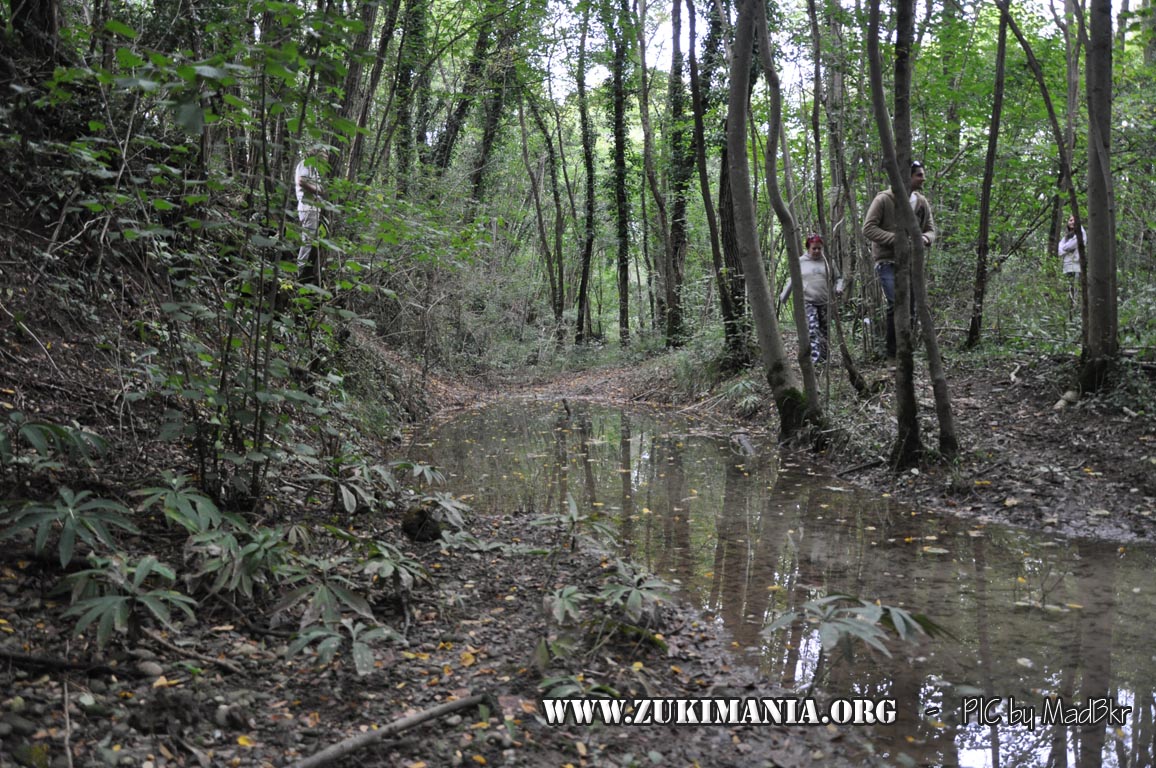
[413,400,1156,768]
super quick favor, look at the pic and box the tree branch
[287,694,496,768]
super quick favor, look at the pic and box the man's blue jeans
[875,262,898,357]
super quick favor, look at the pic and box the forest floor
[2,317,1154,768]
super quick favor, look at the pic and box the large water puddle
[412,401,1156,767]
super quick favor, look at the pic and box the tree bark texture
[966,8,1007,348]
[727,0,806,441]
[867,0,923,469]
[687,0,747,368]
[574,6,596,344]
[1082,0,1118,389]
[753,0,822,420]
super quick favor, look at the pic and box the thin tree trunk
[1081,0,1118,389]
[753,0,821,418]
[635,0,672,330]
[526,96,567,343]
[995,0,1088,353]
[966,8,1007,348]
[575,6,596,344]
[665,0,691,346]
[393,0,427,197]
[687,0,746,368]
[805,0,828,238]
[611,0,631,346]
[727,0,808,441]
[867,0,922,468]
[819,3,867,394]
[337,0,377,170]
[518,97,558,343]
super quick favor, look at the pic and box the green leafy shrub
[274,554,376,630]
[287,618,398,676]
[762,593,949,692]
[0,487,137,567]
[185,524,293,599]
[597,559,671,627]
[0,413,108,482]
[134,471,240,533]
[62,555,198,647]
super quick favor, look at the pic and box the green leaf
[104,19,138,38]
[138,594,172,627]
[330,585,374,621]
[193,65,228,79]
[626,589,642,620]
[340,485,356,514]
[352,640,375,676]
[116,47,145,67]
[175,102,204,135]
[59,523,77,567]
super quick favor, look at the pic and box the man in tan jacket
[862,161,936,358]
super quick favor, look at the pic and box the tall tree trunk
[687,0,747,368]
[611,0,631,346]
[706,0,750,339]
[393,0,428,198]
[753,0,822,418]
[665,0,691,346]
[527,97,567,343]
[430,25,490,172]
[346,0,401,182]
[635,0,672,332]
[337,0,377,166]
[518,96,558,346]
[819,5,868,394]
[469,26,517,205]
[1057,0,1089,339]
[965,8,1007,348]
[728,0,809,442]
[575,6,596,344]
[867,0,922,468]
[1081,0,1118,389]
[805,0,828,239]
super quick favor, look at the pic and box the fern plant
[287,618,398,675]
[1,487,137,566]
[0,412,108,482]
[273,554,376,630]
[62,555,198,647]
[134,471,242,533]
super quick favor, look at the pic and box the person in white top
[1057,214,1085,300]
[294,145,325,283]
[779,234,842,364]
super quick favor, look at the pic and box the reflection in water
[415,402,1156,767]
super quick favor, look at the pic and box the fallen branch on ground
[142,628,245,676]
[836,458,885,477]
[0,648,119,676]
[287,693,496,768]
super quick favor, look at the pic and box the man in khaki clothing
[862,161,936,359]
